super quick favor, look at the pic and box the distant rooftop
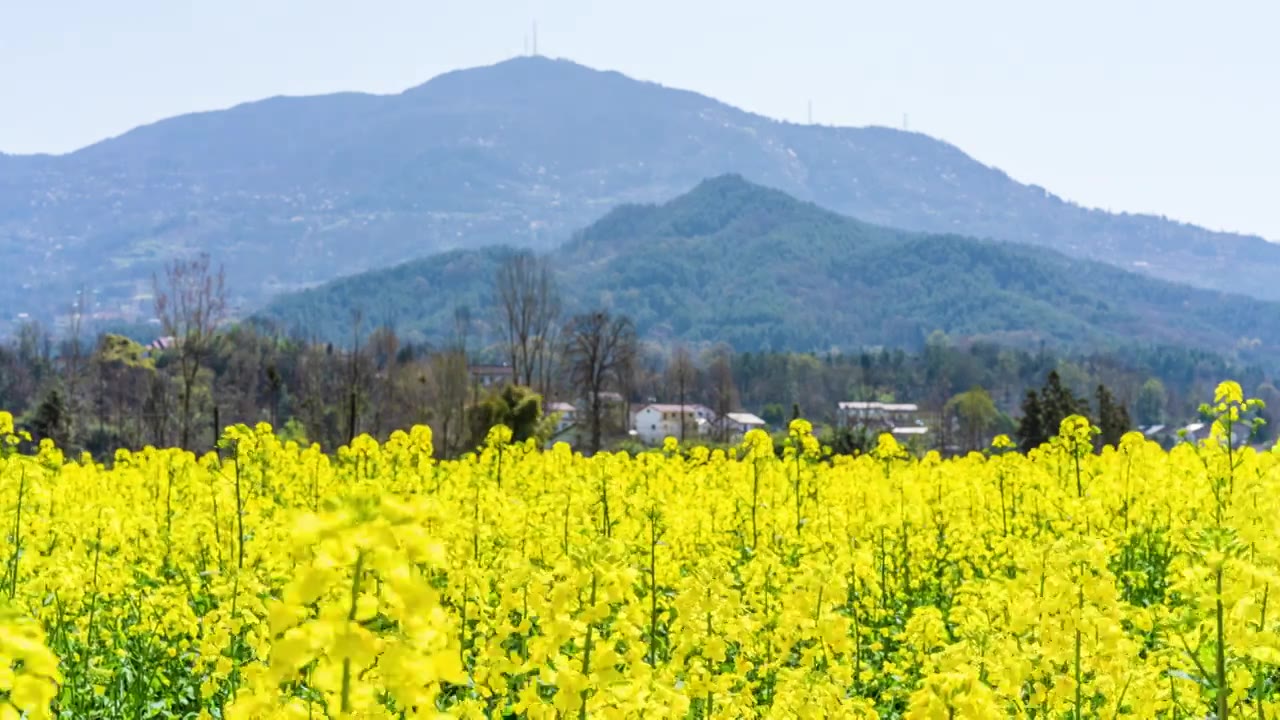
[838,401,919,412]
[636,403,712,414]
[891,426,930,436]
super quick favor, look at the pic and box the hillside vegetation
[260,176,1280,364]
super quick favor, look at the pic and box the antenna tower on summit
[532,21,539,56]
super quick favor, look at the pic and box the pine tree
[30,386,69,448]
[1095,384,1131,449]
[1039,370,1086,438]
[1016,390,1046,452]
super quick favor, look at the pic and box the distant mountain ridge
[258,175,1280,365]
[4,55,1279,334]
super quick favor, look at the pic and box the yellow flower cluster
[0,382,1276,718]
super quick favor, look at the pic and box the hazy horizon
[4,0,1278,240]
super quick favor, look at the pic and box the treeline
[725,333,1278,453]
[730,332,1271,428]
[2,317,1273,460]
[0,253,644,458]
[3,254,1276,460]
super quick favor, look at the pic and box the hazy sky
[3,0,1278,239]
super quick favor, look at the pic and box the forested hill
[259,175,1280,364]
[6,56,1280,334]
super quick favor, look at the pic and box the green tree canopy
[466,385,550,451]
[1136,378,1167,427]
[947,386,999,452]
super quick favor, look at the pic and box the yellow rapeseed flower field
[0,381,1278,718]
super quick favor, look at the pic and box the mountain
[5,55,1280,334]
[258,175,1280,364]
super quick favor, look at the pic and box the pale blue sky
[2,0,1277,239]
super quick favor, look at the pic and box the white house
[1176,421,1252,448]
[147,335,177,352]
[837,401,920,430]
[725,412,768,442]
[1180,422,1208,444]
[890,426,931,440]
[1141,424,1176,448]
[689,404,717,425]
[547,402,577,435]
[468,364,514,390]
[631,404,714,445]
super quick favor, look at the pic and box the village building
[837,400,928,438]
[631,403,715,445]
[837,401,920,429]
[467,364,514,390]
[546,402,577,436]
[724,412,768,442]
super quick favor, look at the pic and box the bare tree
[366,326,401,438]
[12,321,52,406]
[345,309,367,444]
[495,252,561,392]
[453,305,472,358]
[430,349,469,457]
[60,287,88,446]
[297,343,343,449]
[664,345,700,443]
[535,322,562,401]
[143,372,173,447]
[153,254,226,449]
[87,333,155,450]
[706,345,738,443]
[564,310,636,454]
[426,305,473,458]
